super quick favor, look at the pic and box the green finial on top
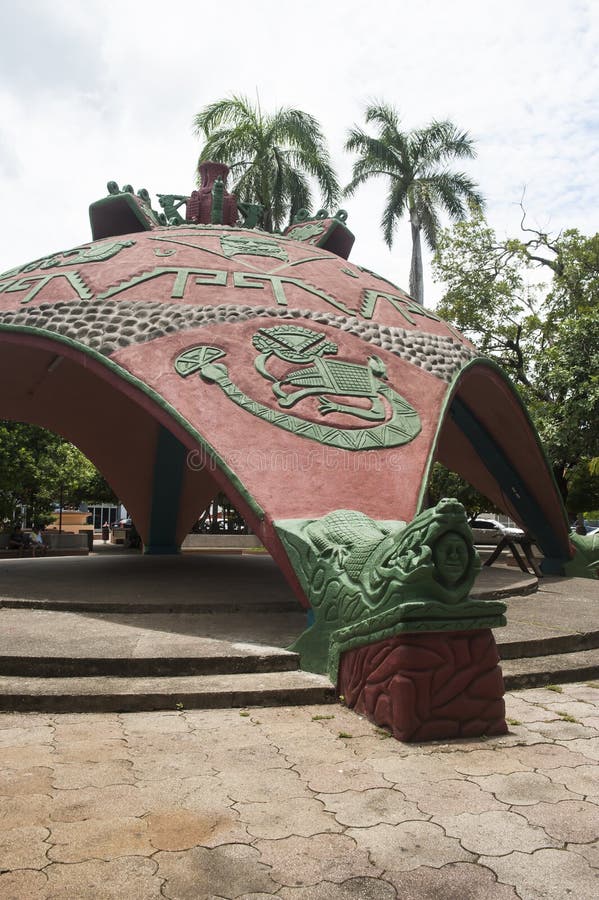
[211,176,225,224]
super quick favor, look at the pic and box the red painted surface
[0,229,467,339]
[186,162,238,225]
[0,224,571,594]
[338,629,507,742]
[112,321,446,524]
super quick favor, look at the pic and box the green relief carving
[211,177,224,224]
[232,271,353,315]
[286,222,326,243]
[357,265,401,290]
[1,240,135,278]
[156,194,188,225]
[0,271,93,305]
[564,532,599,579]
[174,325,421,451]
[97,265,351,312]
[220,235,289,261]
[341,267,359,278]
[275,499,506,677]
[98,267,228,300]
[361,289,443,325]
[237,201,264,228]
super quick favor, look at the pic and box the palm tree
[193,95,340,233]
[345,103,484,305]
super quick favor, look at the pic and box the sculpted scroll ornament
[275,499,506,677]
[175,325,422,450]
[566,532,599,579]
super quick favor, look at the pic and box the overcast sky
[1,0,597,308]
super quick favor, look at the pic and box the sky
[1,0,598,308]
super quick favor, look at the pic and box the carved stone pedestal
[338,628,507,742]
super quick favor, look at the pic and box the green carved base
[564,532,599,579]
[276,499,506,678]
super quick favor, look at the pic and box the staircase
[0,602,335,714]
[0,553,596,711]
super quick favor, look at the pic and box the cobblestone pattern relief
[0,300,476,382]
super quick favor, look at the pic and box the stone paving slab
[1,682,599,898]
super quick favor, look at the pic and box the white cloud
[1,0,597,308]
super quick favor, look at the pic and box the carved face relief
[432,531,470,587]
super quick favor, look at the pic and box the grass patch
[585,682,599,690]
[338,731,353,739]
[312,714,335,721]
[507,718,522,726]
[557,711,579,723]
[545,684,563,693]
[375,726,392,739]
[239,711,250,717]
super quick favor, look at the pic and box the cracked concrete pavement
[1,683,599,899]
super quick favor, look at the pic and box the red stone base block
[337,629,507,742]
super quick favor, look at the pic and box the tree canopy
[432,208,599,516]
[0,422,117,526]
[193,95,340,232]
[344,102,484,305]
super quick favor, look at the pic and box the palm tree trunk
[409,221,424,305]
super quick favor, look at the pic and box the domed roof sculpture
[0,160,583,740]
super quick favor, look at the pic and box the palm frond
[282,166,312,224]
[410,120,477,170]
[422,171,485,217]
[192,95,257,136]
[414,191,441,250]
[364,102,401,136]
[381,179,409,248]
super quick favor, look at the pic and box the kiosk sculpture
[0,160,593,741]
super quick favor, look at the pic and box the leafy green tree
[344,103,484,305]
[427,462,496,519]
[432,212,599,516]
[193,95,340,232]
[565,460,599,525]
[0,422,117,526]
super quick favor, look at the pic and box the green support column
[144,425,187,555]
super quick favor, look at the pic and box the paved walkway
[1,682,599,899]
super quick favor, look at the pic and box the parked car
[469,517,525,545]
[570,523,599,535]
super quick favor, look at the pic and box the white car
[469,517,525,545]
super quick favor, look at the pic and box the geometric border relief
[0,300,476,383]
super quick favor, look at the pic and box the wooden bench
[483,534,543,577]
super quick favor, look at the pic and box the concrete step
[0,650,300,678]
[0,597,300,614]
[502,647,599,690]
[498,629,599,659]
[0,670,335,713]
